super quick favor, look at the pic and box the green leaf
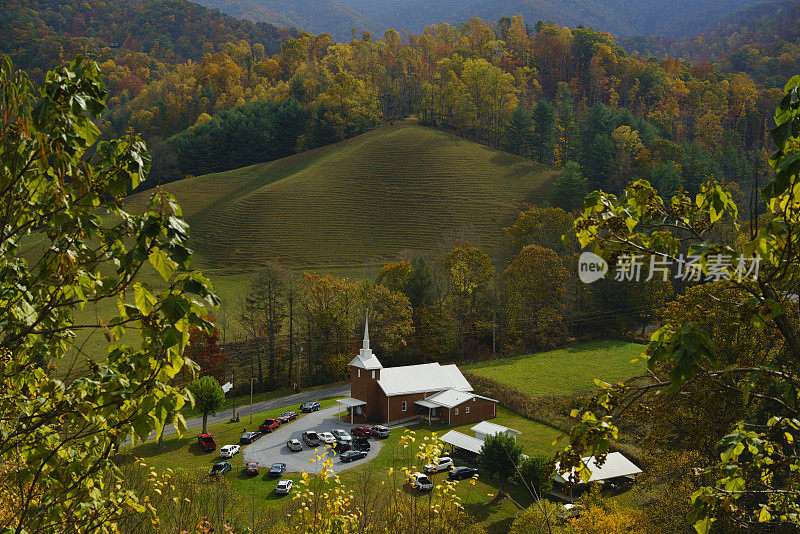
[148,248,176,281]
[133,283,155,315]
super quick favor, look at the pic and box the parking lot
[242,406,383,473]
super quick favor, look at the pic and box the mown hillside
[127,123,557,267]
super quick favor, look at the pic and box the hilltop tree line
[2,1,778,195]
[130,16,774,200]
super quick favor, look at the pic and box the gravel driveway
[243,406,383,474]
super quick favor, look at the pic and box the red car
[277,411,299,423]
[351,426,372,438]
[259,418,280,433]
[245,461,259,476]
[197,433,216,452]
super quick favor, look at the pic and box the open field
[126,123,558,269]
[465,341,647,397]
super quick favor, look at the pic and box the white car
[275,479,293,495]
[219,444,240,458]
[557,503,584,521]
[408,472,434,492]
[424,456,454,473]
[331,429,352,442]
[319,432,336,445]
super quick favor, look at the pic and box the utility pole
[250,377,258,423]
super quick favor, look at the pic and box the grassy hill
[127,123,558,269]
[465,340,646,397]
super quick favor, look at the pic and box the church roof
[348,350,383,370]
[377,363,473,396]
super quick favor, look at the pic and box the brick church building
[338,318,498,425]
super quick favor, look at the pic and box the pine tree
[554,161,587,210]
[530,100,556,164]
[501,104,532,156]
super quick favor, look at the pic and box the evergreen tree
[583,133,615,190]
[501,104,532,156]
[681,141,720,196]
[531,100,557,164]
[554,161,587,210]
[650,161,683,199]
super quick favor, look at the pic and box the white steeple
[349,313,382,370]
[363,313,370,350]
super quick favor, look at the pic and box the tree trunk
[202,412,208,434]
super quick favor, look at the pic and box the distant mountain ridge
[620,0,800,86]
[195,0,764,41]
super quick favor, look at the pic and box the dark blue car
[269,462,286,478]
[300,401,320,412]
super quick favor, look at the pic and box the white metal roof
[554,452,643,484]
[348,350,383,370]
[441,365,473,390]
[440,430,485,455]
[415,399,440,409]
[471,421,521,436]
[377,363,473,397]
[419,389,498,409]
[336,397,367,408]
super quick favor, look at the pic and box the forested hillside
[197,0,763,41]
[622,0,800,87]
[0,0,295,77]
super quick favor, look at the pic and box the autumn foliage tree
[184,315,229,384]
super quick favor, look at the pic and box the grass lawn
[465,340,647,397]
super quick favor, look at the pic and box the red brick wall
[350,366,380,418]
[378,391,437,423]
[445,397,497,426]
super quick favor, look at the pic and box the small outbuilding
[470,421,521,441]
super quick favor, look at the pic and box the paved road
[243,406,383,474]
[145,384,350,442]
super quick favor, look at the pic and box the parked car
[277,410,299,423]
[219,444,240,458]
[424,456,454,474]
[259,418,280,433]
[197,433,216,452]
[275,479,293,495]
[340,449,368,462]
[448,466,479,480]
[353,437,370,451]
[300,401,320,412]
[331,429,352,442]
[269,463,286,478]
[333,439,352,453]
[302,430,321,446]
[351,426,372,438]
[318,432,336,445]
[209,461,231,477]
[371,425,390,438]
[286,439,303,452]
[245,461,259,476]
[408,473,434,492]
[557,504,584,521]
[240,431,262,444]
